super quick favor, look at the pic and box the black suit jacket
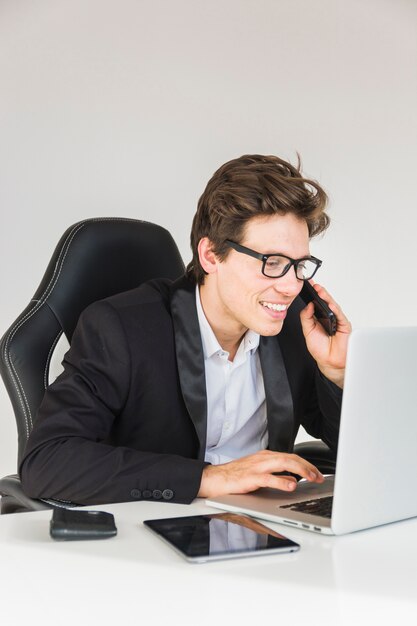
[19,275,342,505]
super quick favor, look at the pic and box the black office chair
[0,217,185,513]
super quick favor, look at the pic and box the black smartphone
[50,508,117,541]
[299,281,337,336]
[143,512,300,563]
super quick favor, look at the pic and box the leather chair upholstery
[293,441,336,475]
[0,218,185,513]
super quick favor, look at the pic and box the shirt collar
[195,285,260,360]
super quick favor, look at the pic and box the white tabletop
[1,499,416,625]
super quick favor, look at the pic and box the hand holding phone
[299,281,337,336]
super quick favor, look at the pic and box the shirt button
[142,489,152,499]
[130,489,141,499]
[162,489,174,500]
[152,489,162,500]
[224,421,230,430]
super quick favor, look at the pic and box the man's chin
[257,320,284,337]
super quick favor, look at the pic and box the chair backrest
[0,217,185,466]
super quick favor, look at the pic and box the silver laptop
[206,327,417,535]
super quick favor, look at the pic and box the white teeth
[261,301,287,312]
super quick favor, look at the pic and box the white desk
[1,499,416,625]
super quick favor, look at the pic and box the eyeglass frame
[225,239,322,280]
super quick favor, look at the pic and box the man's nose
[272,266,303,297]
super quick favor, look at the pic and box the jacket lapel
[170,275,295,458]
[259,336,294,452]
[170,276,207,460]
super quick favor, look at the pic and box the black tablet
[143,512,300,563]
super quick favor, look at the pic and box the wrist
[198,464,221,498]
[319,366,345,389]
[197,466,211,498]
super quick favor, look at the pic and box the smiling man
[20,154,351,506]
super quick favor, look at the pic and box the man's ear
[198,237,218,275]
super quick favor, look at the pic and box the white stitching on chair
[3,223,86,438]
[3,217,148,443]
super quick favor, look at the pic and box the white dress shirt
[195,286,268,465]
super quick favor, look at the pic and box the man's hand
[299,282,351,388]
[197,449,324,498]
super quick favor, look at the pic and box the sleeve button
[152,489,162,500]
[142,489,152,498]
[162,489,174,500]
[130,489,141,499]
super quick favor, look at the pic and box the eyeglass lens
[264,256,318,279]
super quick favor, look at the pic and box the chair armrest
[293,441,337,475]
[0,474,52,514]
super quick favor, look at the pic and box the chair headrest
[33,218,185,340]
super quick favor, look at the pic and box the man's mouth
[260,301,288,312]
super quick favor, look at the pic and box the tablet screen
[143,512,300,562]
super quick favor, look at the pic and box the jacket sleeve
[300,368,343,454]
[19,300,205,505]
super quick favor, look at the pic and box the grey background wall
[1,0,416,480]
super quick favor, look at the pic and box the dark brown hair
[187,154,329,284]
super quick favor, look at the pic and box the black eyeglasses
[225,240,322,280]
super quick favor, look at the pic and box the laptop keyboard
[280,495,333,518]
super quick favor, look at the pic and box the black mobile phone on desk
[143,512,300,563]
[300,281,337,336]
[50,508,117,540]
